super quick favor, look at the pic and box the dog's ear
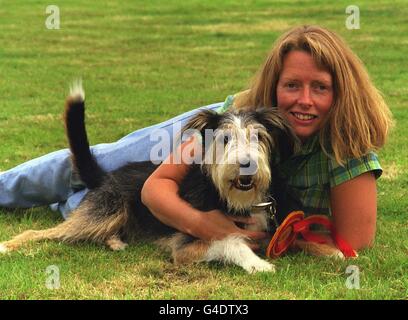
[181,109,222,138]
[253,107,300,161]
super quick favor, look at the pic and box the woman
[141,25,393,251]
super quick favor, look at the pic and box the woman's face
[276,50,334,142]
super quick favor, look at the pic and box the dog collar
[251,196,279,229]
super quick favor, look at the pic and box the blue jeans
[0,102,223,218]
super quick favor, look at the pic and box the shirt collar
[294,134,320,156]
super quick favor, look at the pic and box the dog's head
[181,107,298,213]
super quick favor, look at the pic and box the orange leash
[266,211,358,259]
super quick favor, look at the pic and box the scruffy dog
[0,83,299,273]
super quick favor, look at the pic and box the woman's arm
[330,172,377,250]
[141,138,268,242]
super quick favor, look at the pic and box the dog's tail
[64,80,105,189]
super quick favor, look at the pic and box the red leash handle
[266,212,358,259]
[266,211,304,258]
[293,215,358,258]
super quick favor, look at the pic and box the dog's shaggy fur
[0,83,345,271]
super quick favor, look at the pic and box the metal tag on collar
[252,197,279,229]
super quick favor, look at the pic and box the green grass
[0,0,407,300]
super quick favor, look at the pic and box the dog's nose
[240,161,251,169]
[239,158,258,175]
[239,154,252,168]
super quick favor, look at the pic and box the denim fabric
[0,102,223,218]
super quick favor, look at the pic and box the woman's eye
[313,83,330,91]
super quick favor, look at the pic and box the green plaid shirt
[218,94,383,215]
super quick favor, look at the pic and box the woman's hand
[190,209,269,249]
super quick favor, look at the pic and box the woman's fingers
[228,215,257,225]
[199,209,269,242]
[242,230,269,240]
[227,216,269,239]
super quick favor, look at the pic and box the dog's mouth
[232,175,254,191]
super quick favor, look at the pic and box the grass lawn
[0,0,407,300]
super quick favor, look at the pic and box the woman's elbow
[353,235,375,251]
[141,177,153,207]
[348,228,376,251]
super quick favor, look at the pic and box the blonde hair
[234,25,394,164]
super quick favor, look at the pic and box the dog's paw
[0,243,9,254]
[243,258,275,274]
[110,242,128,251]
[106,237,128,251]
[330,249,345,260]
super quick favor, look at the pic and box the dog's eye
[249,131,259,142]
[217,131,232,145]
